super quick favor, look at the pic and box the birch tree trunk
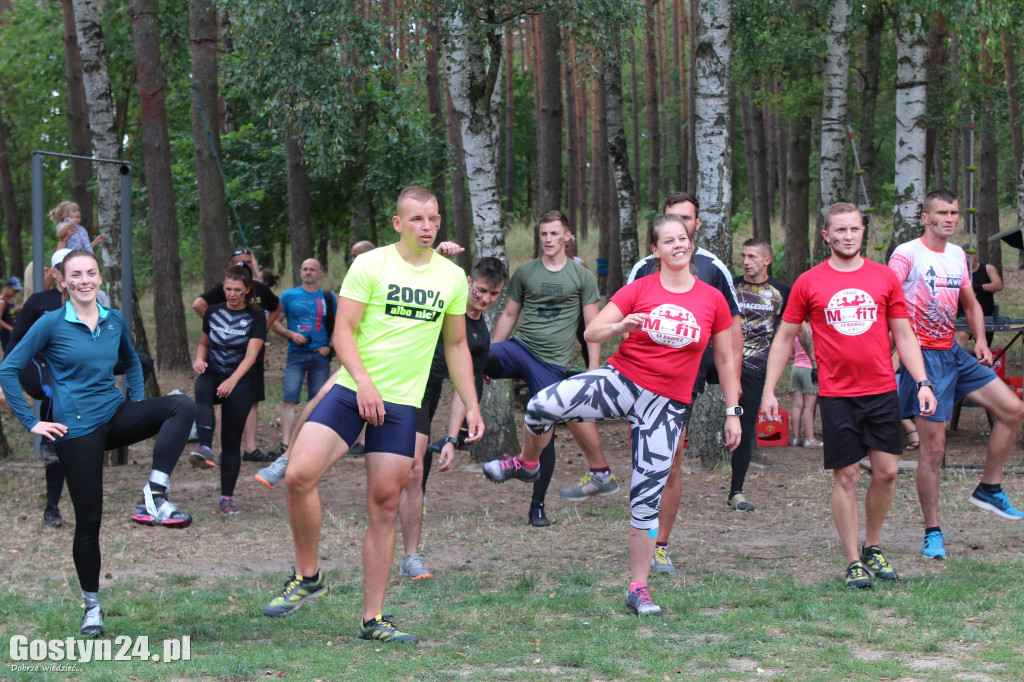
[130,0,190,369]
[891,12,928,254]
[443,7,518,458]
[818,0,850,230]
[190,0,231,289]
[604,29,639,287]
[690,0,733,467]
[72,0,124,307]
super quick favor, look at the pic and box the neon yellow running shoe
[359,614,419,643]
[262,568,328,617]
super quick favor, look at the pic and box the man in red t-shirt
[761,203,935,589]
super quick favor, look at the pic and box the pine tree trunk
[785,116,813,282]
[60,0,93,254]
[565,41,578,232]
[891,12,928,255]
[0,109,16,278]
[631,41,642,205]
[859,0,884,201]
[1002,34,1023,185]
[1016,157,1024,271]
[536,15,562,216]
[285,135,314,282]
[644,0,661,211]
[444,88,473,272]
[443,8,517,458]
[979,40,1000,276]
[691,0,733,468]
[503,25,514,216]
[818,0,850,239]
[130,0,190,370]
[190,0,231,290]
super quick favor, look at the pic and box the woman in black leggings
[191,264,266,515]
[0,250,196,636]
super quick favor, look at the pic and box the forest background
[0,0,1023,461]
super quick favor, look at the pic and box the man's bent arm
[761,321,800,420]
[491,299,522,344]
[192,296,209,319]
[442,312,484,441]
[582,302,602,371]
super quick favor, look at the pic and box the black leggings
[22,355,156,512]
[195,373,254,497]
[54,394,195,593]
[730,369,766,496]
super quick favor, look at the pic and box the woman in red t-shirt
[482,214,741,617]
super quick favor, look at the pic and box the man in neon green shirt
[262,186,483,644]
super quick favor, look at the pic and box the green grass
[4,559,1024,680]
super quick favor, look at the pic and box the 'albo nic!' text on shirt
[335,245,468,407]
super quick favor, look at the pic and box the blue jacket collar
[64,301,109,323]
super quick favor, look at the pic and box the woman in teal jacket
[0,250,195,637]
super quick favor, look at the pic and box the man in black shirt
[192,247,283,462]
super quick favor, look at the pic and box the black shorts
[818,391,902,469]
[415,380,445,436]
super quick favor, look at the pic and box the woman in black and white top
[191,264,266,515]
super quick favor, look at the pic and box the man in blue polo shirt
[267,258,335,459]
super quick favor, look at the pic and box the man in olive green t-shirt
[484,210,619,527]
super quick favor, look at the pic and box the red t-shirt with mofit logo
[782,259,908,397]
[608,274,732,403]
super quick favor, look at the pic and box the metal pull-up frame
[30,151,132,307]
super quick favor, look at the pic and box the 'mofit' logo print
[642,304,701,348]
[824,288,878,336]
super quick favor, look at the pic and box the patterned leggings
[525,365,690,530]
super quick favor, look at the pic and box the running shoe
[560,472,620,500]
[845,560,873,589]
[256,456,289,489]
[482,454,541,483]
[651,546,676,574]
[528,503,550,527]
[220,497,239,515]
[921,530,950,560]
[267,442,288,459]
[130,485,192,528]
[80,605,104,637]
[359,614,419,643]
[400,553,432,580]
[968,486,1024,520]
[625,585,663,616]
[243,448,274,463]
[727,492,755,512]
[262,568,328,617]
[189,445,215,469]
[859,545,899,581]
[43,506,63,528]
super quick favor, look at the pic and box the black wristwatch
[442,435,459,447]
[916,379,933,390]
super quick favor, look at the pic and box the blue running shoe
[968,487,1024,520]
[920,530,950,560]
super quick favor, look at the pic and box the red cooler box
[756,410,789,447]
[1005,376,1023,400]
[992,348,1005,378]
